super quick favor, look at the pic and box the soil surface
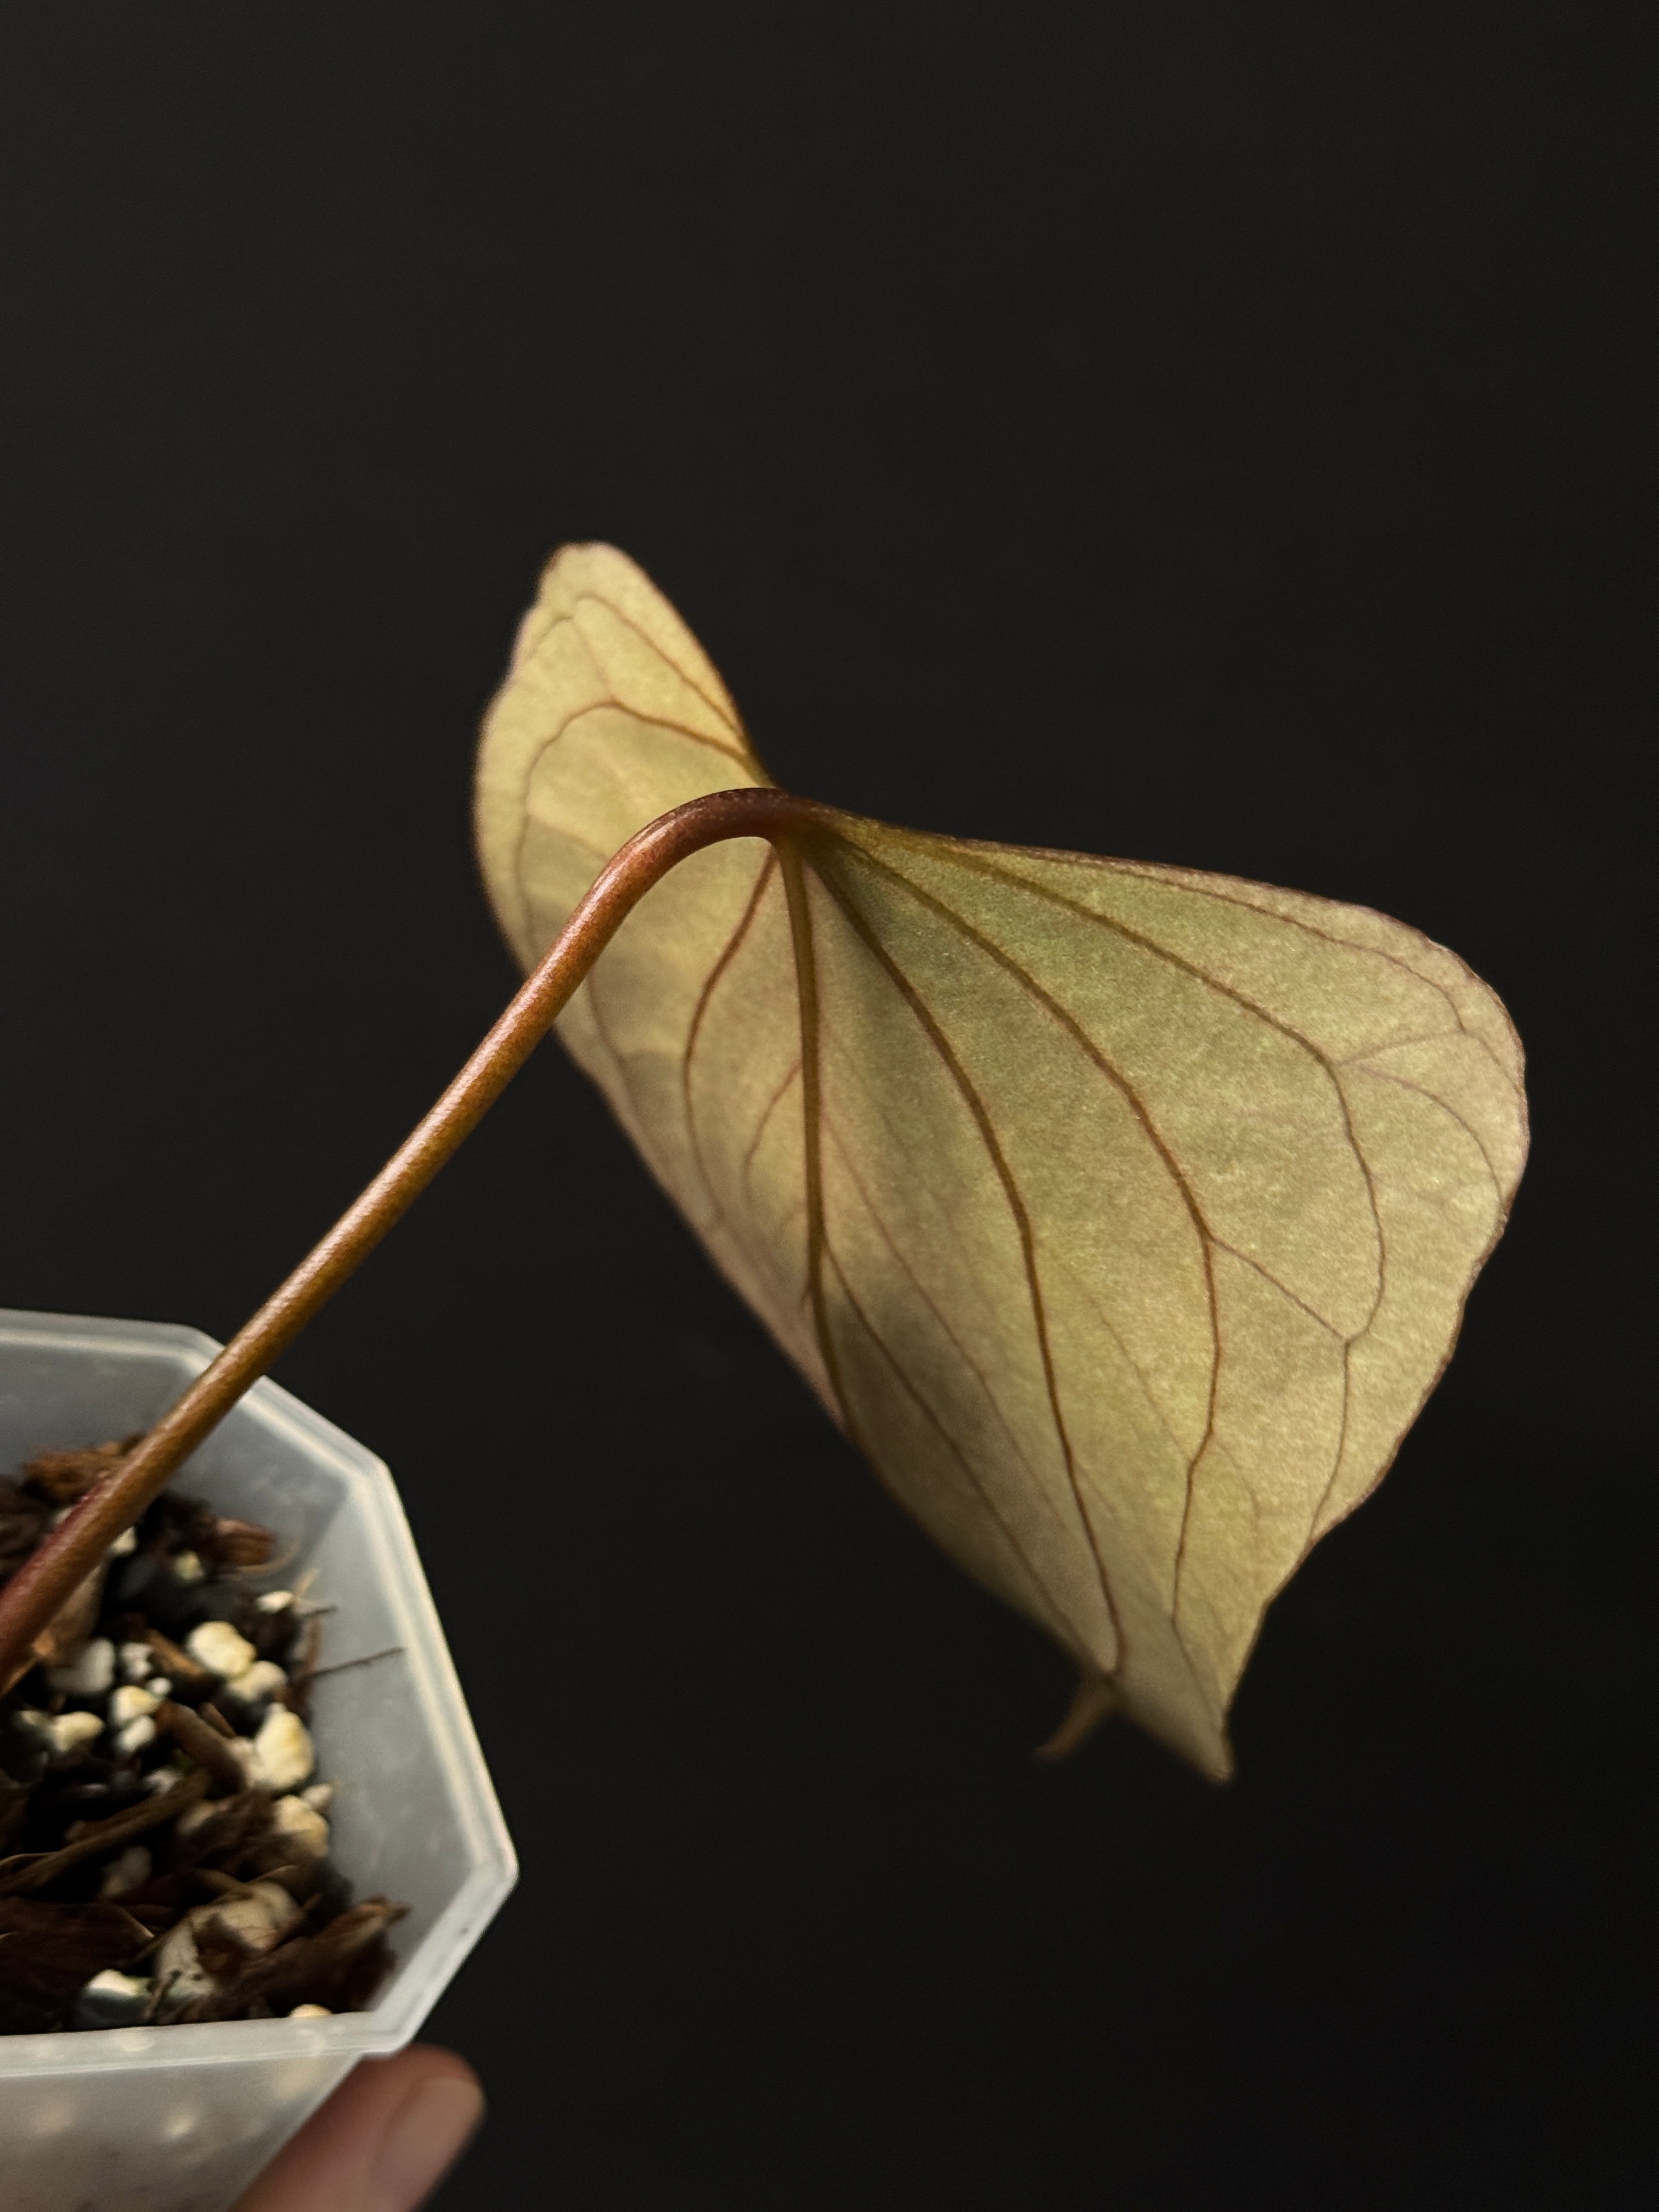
[0,1441,402,2034]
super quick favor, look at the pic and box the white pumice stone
[248,1706,315,1792]
[114,1715,157,1756]
[256,1589,295,1613]
[300,1782,334,1813]
[75,1968,153,2030]
[269,1793,330,1857]
[109,1525,137,1555]
[49,1710,105,1754]
[154,1882,304,2019]
[206,1880,301,1957]
[109,1683,162,1725]
[287,2003,332,2018]
[48,1637,116,1698]
[184,1620,257,1679]
[154,1920,216,2019]
[98,1844,153,1898]
[119,1640,155,1683]
[171,1549,205,1584]
[225,1659,287,1706]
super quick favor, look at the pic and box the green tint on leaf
[475,545,1528,1776]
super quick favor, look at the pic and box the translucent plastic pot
[0,1307,517,2212]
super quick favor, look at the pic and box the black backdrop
[0,7,1649,2208]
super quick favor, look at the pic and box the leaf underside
[476,544,1527,1777]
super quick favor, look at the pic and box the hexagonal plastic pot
[0,1307,517,2212]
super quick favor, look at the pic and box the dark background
[0,5,1650,2207]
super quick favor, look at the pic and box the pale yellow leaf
[476,544,1528,1777]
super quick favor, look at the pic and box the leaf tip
[1033,1671,1119,1763]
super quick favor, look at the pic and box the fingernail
[369,2074,485,2211]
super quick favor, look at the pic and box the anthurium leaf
[476,544,1528,1777]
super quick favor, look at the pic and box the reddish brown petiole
[0,786,825,1687]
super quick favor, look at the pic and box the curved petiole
[0,786,826,1686]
